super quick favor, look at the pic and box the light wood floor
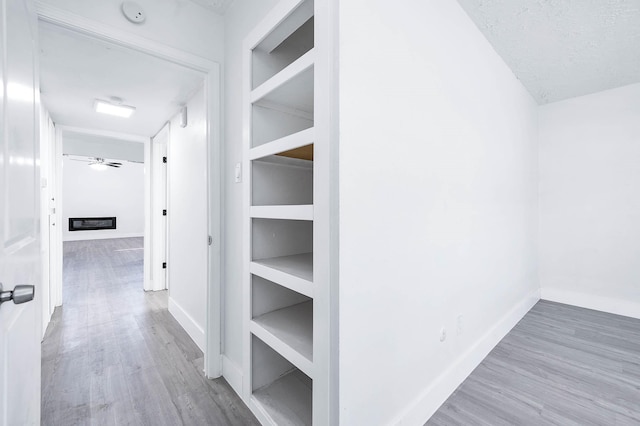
[41,238,258,426]
[427,300,640,425]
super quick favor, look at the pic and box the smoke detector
[121,1,146,24]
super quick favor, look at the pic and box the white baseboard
[222,355,243,397]
[63,232,144,242]
[394,288,541,425]
[541,287,640,320]
[42,308,53,340]
[168,297,205,351]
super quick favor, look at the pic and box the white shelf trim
[253,99,313,121]
[249,127,315,161]
[251,205,313,221]
[251,49,315,104]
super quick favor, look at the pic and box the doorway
[37,0,223,403]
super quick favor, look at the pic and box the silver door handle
[0,282,35,307]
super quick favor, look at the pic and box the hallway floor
[427,301,640,425]
[41,237,258,425]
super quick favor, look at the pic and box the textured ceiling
[189,0,234,14]
[39,22,205,136]
[456,0,640,104]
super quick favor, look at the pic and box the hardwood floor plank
[42,238,258,426]
[427,300,640,425]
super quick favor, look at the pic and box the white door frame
[150,123,169,292]
[36,2,223,378]
[53,124,150,291]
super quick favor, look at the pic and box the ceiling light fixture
[94,99,136,118]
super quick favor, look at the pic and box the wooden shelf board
[251,205,313,221]
[252,369,312,426]
[249,128,315,161]
[277,144,313,161]
[251,49,314,105]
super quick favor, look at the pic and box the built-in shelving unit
[243,0,329,424]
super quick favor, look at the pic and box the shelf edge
[251,48,315,104]
[250,261,313,298]
[251,205,313,221]
[249,127,315,161]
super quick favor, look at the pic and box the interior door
[0,0,42,424]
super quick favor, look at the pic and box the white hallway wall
[62,156,144,241]
[221,0,278,393]
[167,84,209,351]
[338,0,539,424]
[539,82,640,319]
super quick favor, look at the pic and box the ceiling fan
[70,157,122,169]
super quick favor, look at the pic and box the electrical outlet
[439,327,447,342]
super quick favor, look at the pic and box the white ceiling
[39,21,205,137]
[189,0,234,14]
[456,0,640,104]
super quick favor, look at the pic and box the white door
[0,0,42,424]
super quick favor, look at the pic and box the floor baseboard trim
[394,288,541,425]
[168,297,205,351]
[222,355,243,397]
[541,288,640,320]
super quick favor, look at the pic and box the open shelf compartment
[252,0,314,90]
[252,153,313,207]
[252,335,312,426]
[252,275,313,369]
[251,65,314,148]
[252,217,312,263]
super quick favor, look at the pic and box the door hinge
[163,156,167,163]
[162,209,167,216]
[162,262,167,269]
[208,235,213,246]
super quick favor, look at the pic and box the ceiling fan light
[90,163,108,171]
[94,100,136,118]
